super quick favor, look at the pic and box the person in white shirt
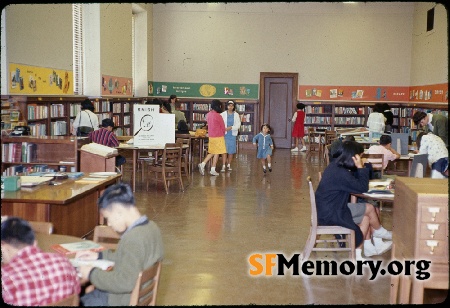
[366,135,400,171]
[72,99,99,135]
[366,103,386,139]
[220,100,241,172]
[415,132,448,179]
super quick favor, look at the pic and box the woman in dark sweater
[315,141,392,261]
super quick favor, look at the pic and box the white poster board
[133,104,175,146]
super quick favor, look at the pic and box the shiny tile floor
[119,148,443,305]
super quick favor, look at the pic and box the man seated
[77,183,164,306]
[89,118,126,167]
[173,101,187,129]
[366,134,400,177]
[414,132,448,179]
[1,217,80,306]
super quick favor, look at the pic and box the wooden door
[259,73,298,148]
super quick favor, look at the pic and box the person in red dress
[291,103,306,152]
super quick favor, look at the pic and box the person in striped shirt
[89,118,126,166]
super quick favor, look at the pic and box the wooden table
[117,143,188,192]
[1,174,121,237]
[350,178,395,203]
[36,233,83,253]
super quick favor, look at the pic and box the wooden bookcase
[174,98,259,143]
[1,135,90,175]
[301,100,448,141]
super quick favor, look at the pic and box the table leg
[132,149,137,192]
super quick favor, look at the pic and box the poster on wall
[102,75,133,96]
[133,104,175,146]
[9,63,74,95]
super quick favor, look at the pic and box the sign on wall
[9,63,74,95]
[148,81,258,99]
[133,104,175,146]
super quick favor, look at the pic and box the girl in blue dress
[252,123,274,173]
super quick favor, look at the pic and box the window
[426,7,434,32]
[73,4,83,95]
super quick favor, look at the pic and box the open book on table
[51,240,105,255]
[70,258,115,271]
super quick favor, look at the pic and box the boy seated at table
[366,134,400,178]
[1,217,80,306]
[89,118,126,167]
[76,183,164,306]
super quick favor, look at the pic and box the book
[70,258,115,271]
[51,240,105,255]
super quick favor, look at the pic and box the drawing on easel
[134,114,154,136]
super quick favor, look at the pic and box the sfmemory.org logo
[248,253,431,281]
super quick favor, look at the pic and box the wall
[1,2,447,97]
[100,3,133,78]
[152,2,416,86]
[5,4,72,70]
[410,3,448,86]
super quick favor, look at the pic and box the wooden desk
[1,174,121,237]
[117,143,188,192]
[390,177,448,304]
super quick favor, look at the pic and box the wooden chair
[306,127,322,160]
[176,135,192,181]
[409,154,428,178]
[361,153,384,177]
[47,293,79,306]
[323,145,332,166]
[93,225,120,250]
[302,176,356,261]
[29,221,53,234]
[323,130,337,161]
[129,261,162,306]
[147,142,184,194]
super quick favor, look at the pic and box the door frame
[259,72,298,144]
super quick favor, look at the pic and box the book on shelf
[51,240,105,255]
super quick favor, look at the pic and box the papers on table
[20,176,53,187]
[70,259,115,271]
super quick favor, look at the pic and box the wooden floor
[118,147,445,305]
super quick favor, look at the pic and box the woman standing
[366,103,386,139]
[220,100,241,172]
[72,99,99,135]
[198,99,226,176]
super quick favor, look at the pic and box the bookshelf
[1,135,90,175]
[173,98,259,142]
[301,101,448,142]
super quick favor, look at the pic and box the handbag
[76,111,94,137]
[195,128,207,137]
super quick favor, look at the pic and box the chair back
[48,293,79,306]
[129,261,162,306]
[361,153,384,176]
[176,136,191,177]
[307,176,319,229]
[93,225,120,250]
[29,221,53,234]
[323,145,331,165]
[324,130,337,145]
[410,154,428,178]
[306,128,322,158]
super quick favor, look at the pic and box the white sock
[263,166,266,170]
[364,239,373,247]
[268,163,271,167]
[372,237,384,246]
[211,167,215,172]
[373,226,387,236]
[221,165,225,170]
[227,164,231,168]
[200,162,205,168]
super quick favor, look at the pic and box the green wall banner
[148,81,258,99]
